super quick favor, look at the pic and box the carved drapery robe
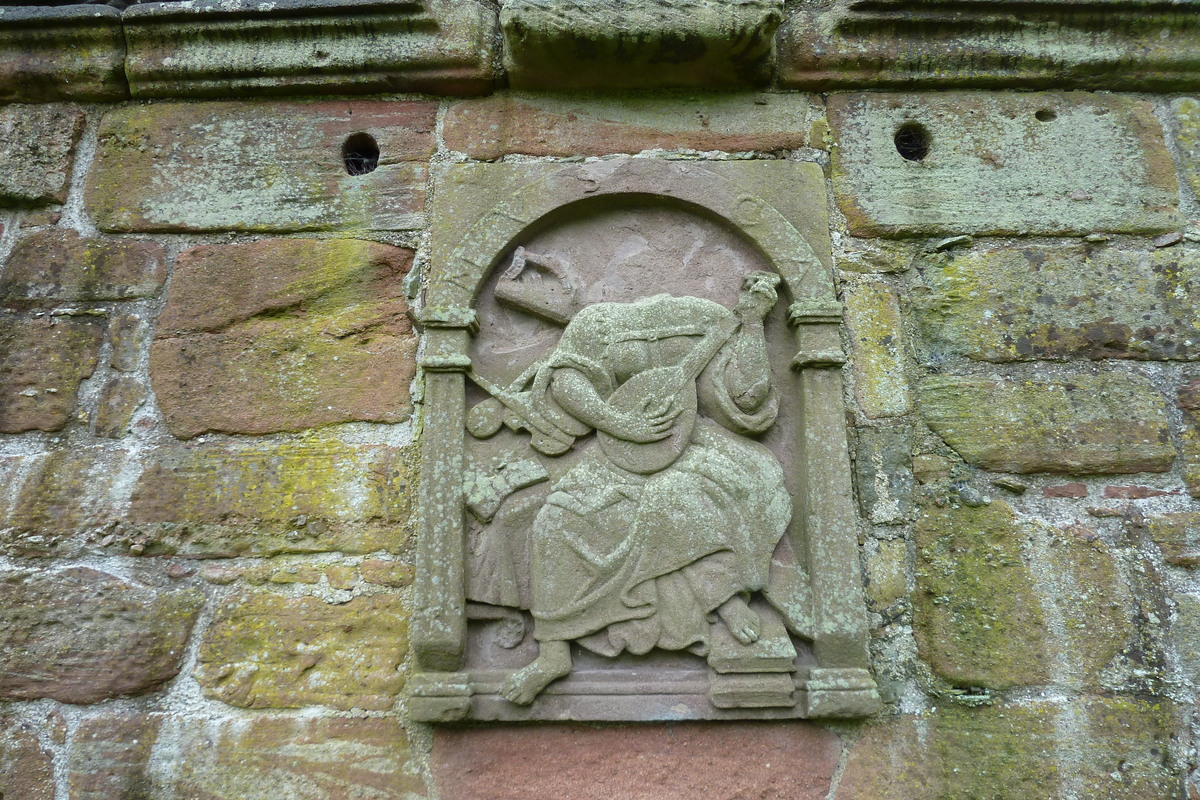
[524,295,792,656]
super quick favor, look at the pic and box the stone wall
[1,4,1200,798]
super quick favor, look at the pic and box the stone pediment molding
[3,0,1197,101]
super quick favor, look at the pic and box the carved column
[790,300,879,717]
[412,306,476,673]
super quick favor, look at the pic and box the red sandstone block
[150,238,416,437]
[0,314,103,433]
[432,722,840,800]
[1104,485,1179,499]
[1044,482,1088,498]
[1,228,164,303]
[444,93,810,159]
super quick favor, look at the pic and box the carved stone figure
[411,159,880,722]
[464,270,810,704]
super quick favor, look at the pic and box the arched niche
[412,158,879,722]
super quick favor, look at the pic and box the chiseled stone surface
[172,716,424,798]
[837,698,1179,800]
[828,92,1180,237]
[194,589,408,710]
[126,441,415,557]
[844,278,910,418]
[0,447,119,557]
[0,714,54,800]
[444,93,810,159]
[0,568,201,704]
[68,714,163,800]
[1,228,165,303]
[0,103,86,205]
[0,314,104,433]
[150,238,416,438]
[87,101,435,232]
[919,373,1174,475]
[914,499,1135,690]
[433,722,840,800]
[914,244,1200,362]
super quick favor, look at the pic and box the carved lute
[598,316,740,475]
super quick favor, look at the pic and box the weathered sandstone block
[126,441,415,557]
[915,500,1134,690]
[433,722,840,800]
[1,229,165,303]
[0,447,119,557]
[172,716,424,798]
[91,375,146,439]
[1171,98,1200,207]
[919,373,1174,474]
[122,0,495,98]
[0,103,85,205]
[838,698,1179,800]
[87,101,435,233]
[68,714,163,800]
[843,278,910,418]
[855,426,913,525]
[0,7,126,102]
[150,238,416,437]
[0,568,201,704]
[444,93,811,159]
[195,589,408,710]
[828,92,1179,237]
[0,715,53,800]
[914,244,1200,362]
[0,314,103,433]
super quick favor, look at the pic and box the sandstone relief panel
[410,158,878,721]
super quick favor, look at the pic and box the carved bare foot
[500,640,572,705]
[718,595,761,645]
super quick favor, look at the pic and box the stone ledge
[123,0,496,98]
[0,5,127,102]
[501,0,784,89]
[780,0,1200,91]
[0,0,495,102]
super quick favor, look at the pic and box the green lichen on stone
[1171,97,1200,204]
[828,92,1180,237]
[1144,512,1200,567]
[125,439,417,558]
[919,373,1175,474]
[844,278,910,418]
[194,589,409,711]
[913,244,1200,362]
[86,102,434,233]
[913,499,1048,689]
[838,698,1180,800]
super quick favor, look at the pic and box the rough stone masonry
[0,0,1199,797]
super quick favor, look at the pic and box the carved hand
[735,271,780,323]
[603,396,682,443]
